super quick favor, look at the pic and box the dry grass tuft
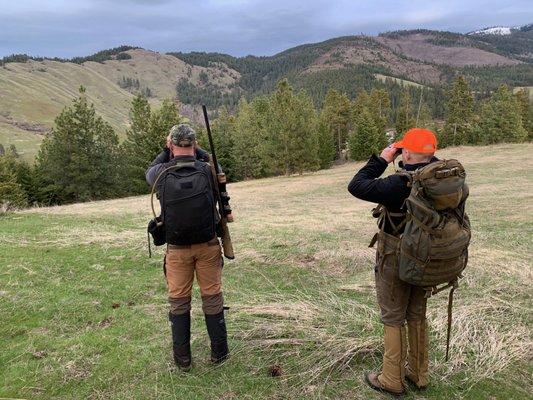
[430,296,533,384]
[232,293,380,395]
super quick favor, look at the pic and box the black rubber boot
[169,312,191,371]
[205,311,229,364]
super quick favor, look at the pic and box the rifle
[202,105,235,260]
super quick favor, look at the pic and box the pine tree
[320,89,351,156]
[514,89,532,139]
[121,96,182,194]
[369,88,391,135]
[417,103,434,131]
[0,150,38,204]
[130,94,151,135]
[348,108,378,161]
[395,87,415,137]
[121,94,153,194]
[36,86,121,203]
[233,97,270,179]
[475,85,528,144]
[442,76,475,146]
[149,99,182,145]
[316,119,336,169]
[293,91,319,174]
[266,80,318,175]
[210,107,237,181]
[352,90,370,118]
[0,153,28,210]
[12,160,38,205]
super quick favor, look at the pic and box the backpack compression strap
[423,279,459,361]
[446,284,456,362]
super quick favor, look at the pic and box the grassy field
[374,74,426,88]
[1,144,532,399]
[0,122,43,162]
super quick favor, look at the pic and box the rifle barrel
[202,105,221,175]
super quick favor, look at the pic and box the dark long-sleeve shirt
[347,154,437,233]
[145,147,212,187]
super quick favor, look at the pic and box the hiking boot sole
[364,372,405,397]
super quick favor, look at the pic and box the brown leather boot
[406,319,429,390]
[365,324,407,396]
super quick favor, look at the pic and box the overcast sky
[1,0,532,58]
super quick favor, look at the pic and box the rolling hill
[0,49,240,160]
[0,25,531,160]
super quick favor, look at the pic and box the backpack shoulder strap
[395,168,415,188]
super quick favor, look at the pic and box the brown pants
[165,238,224,316]
[375,232,427,326]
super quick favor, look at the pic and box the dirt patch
[338,283,374,293]
[0,115,49,134]
[305,38,443,84]
[63,359,94,380]
[97,316,113,328]
[376,33,520,67]
[239,302,318,321]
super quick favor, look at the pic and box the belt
[168,238,219,249]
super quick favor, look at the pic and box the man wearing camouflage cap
[146,123,229,371]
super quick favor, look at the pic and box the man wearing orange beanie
[348,128,438,396]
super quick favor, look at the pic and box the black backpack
[148,160,217,249]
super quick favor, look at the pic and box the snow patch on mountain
[469,26,512,35]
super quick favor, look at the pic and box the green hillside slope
[0,60,134,159]
[0,49,240,160]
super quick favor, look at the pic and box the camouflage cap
[170,124,196,147]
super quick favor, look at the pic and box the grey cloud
[0,0,531,58]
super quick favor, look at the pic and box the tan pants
[165,238,223,316]
[375,232,427,326]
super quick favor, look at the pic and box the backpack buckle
[436,167,459,179]
[371,205,382,218]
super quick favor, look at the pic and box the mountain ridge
[0,26,531,160]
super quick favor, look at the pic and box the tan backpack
[398,159,471,289]
[400,159,471,360]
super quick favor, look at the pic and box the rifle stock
[202,105,235,260]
